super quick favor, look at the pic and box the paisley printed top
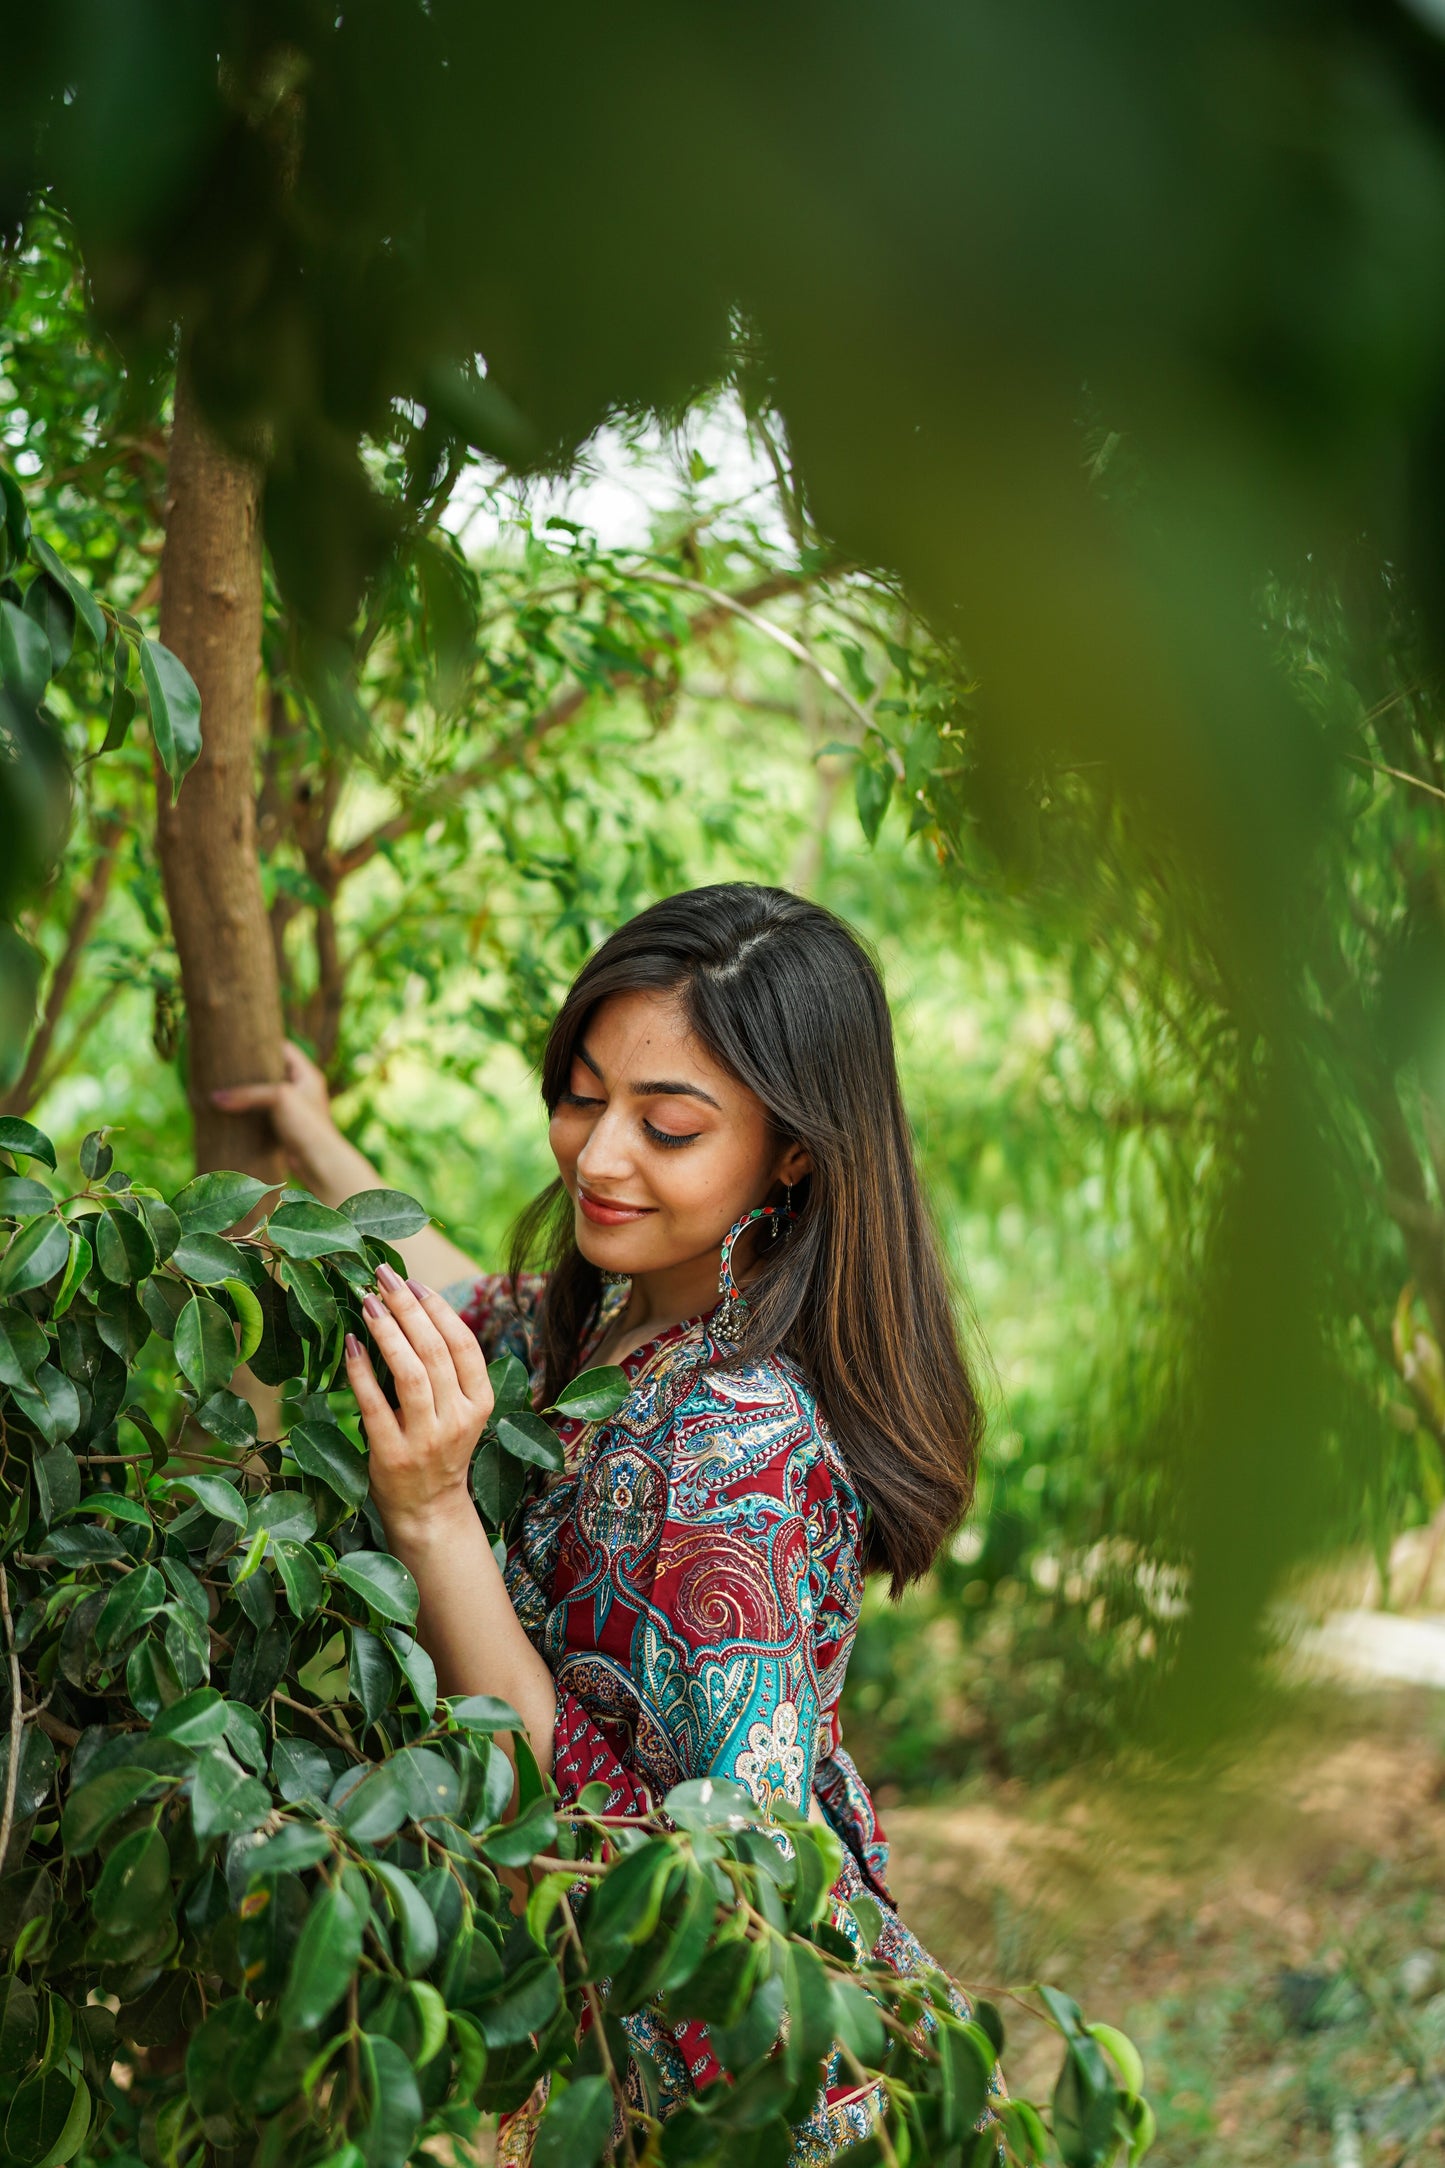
[451,1271,892,1895]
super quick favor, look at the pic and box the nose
[574,1102,639,1190]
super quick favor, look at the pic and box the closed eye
[558,1091,603,1109]
[644,1119,700,1148]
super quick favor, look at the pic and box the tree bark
[154,351,287,1180]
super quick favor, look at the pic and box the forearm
[379,1491,556,1774]
[293,1129,482,1287]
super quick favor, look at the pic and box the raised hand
[346,1261,496,1542]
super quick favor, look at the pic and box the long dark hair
[510,883,983,1594]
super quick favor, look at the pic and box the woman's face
[548,987,809,1282]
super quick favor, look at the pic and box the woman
[215,882,985,2161]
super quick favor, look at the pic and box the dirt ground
[883,1680,1445,2165]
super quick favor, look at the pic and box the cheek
[549,1111,582,1178]
[648,1137,768,1229]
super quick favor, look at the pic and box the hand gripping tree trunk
[154,352,287,1183]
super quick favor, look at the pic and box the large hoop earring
[713,1195,795,1341]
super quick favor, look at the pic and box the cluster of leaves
[0,1123,1152,2166]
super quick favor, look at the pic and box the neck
[618,1250,721,1342]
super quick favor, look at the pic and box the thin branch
[0,1564,25,1874]
[1348,753,1445,808]
[2,812,122,1117]
[271,1690,366,1762]
[334,569,813,879]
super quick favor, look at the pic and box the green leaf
[333,1550,419,1627]
[61,1766,167,1856]
[171,1170,270,1235]
[280,1884,364,2031]
[664,1776,754,1832]
[336,1762,409,1845]
[0,1119,55,1171]
[393,1744,462,1823]
[95,1563,167,1652]
[274,1537,325,1620]
[0,1213,68,1296]
[223,1276,265,1364]
[167,1472,248,1528]
[25,571,75,676]
[534,2073,614,2168]
[410,1979,448,2068]
[0,1725,55,1821]
[0,468,30,565]
[170,1231,240,1283]
[349,1624,392,1728]
[288,1419,369,1507]
[339,1189,430,1240]
[0,1303,45,1386]
[195,1388,258,1449]
[0,1976,39,2102]
[139,636,202,798]
[91,1825,170,1938]
[0,1176,54,1217]
[49,1229,91,1320]
[472,1955,562,2047]
[384,1626,437,1719]
[0,600,50,709]
[94,1204,157,1285]
[4,2066,88,2168]
[151,1688,230,1748]
[361,2031,423,2168]
[190,1746,271,1842]
[855,752,894,843]
[481,1792,557,1868]
[28,537,105,653]
[550,1364,629,1421]
[32,1441,80,1520]
[268,1200,367,1261]
[1087,2021,1145,2100]
[449,1693,522,1734]
[370,1861,439,1972]
[831,1980,886,2065]
[174,1291,237,1397]
[494,1409,565,1471]
[783,1940,837,2083]
[245,1823,332,1879]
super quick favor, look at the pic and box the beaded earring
[713,1189,799,1341]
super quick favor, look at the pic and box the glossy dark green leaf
[184,1995,261,2120]
[280,1255,340,1339]
[279,1883,364,2031]
[91,1825,170,1938]
[831,1981,886,2066]
[550,1364,629,1421]
[709,1969,785,2072]
[24,569,74,674]
[61,1766,166,1856]
[77,1129,113,1182]
[333,1550,419,1627]
[449,1693,522,1734]
[174,1291,237,1397]
[0,1213,68,1296]
[384,1626,436,1719]
[0,1176,55,1217]
[472,1955,562,2047]
[349,1624,392,1728]
[32,1442,79,1522]
[393,1745,462,1823]
[268,1200,367,1261]
[245,1822,332,1879]
[370,1860,439,1972]
[151,1688,230,1749]
[139,635,202,798]
[190,1747,271,1842]
[288,1418,369,1506]
[783,1941,837,2083]
[855,750,894,842]
[0,1725,55,1822]
[3,2065,88,2168]
[272,1737,333,1803]
[0,1119,55,1171]
[0,1976,38,2103]
[170,1231,240,1283]
[534,2073,614,2168]
[664,1776,754,1833]
[94,1204,156,1285]
[0,469,30,565]
[167,1472,248,1528]
[361,2031,423,2168]
[486,1352,530,1414]
[28,536,106,653]
[273,1537,325,1620]
[335,1761,409,1845]
[171,1170,270,1235]
[482,1793,558,1869]
[49,1229,91,1319]
[0,1302,46,1386]
[494,1410,565,1471]
[339,1188,430,1240]
[95,1563,167,1652]
[134,1190,181,1262]
[194,1387,257,1449]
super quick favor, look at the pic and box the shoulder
[445,1271,548,1368]
[663,1345,862,1536]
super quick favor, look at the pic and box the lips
[578,1187,655,1227]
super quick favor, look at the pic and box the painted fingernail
[345,1333,362,1358]
[362,1293,383,1319]
[376,1261,404,1292]
[407,1278,433,1299]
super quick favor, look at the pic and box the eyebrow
[575,1043,721,1111]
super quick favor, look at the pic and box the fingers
[210,1080,283,1110]
[404,1277,493,1406]
[344,1332,402,1453]
[361,1282,439,1421]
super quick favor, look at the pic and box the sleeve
[548,1409,858,1821]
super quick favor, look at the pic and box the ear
[774,1141,813,1187]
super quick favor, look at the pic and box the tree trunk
[154,351,287,1181]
